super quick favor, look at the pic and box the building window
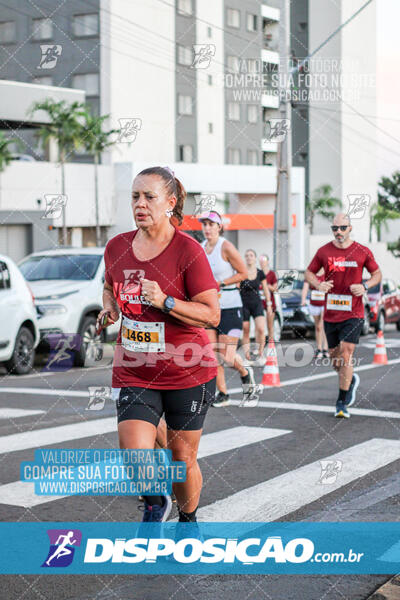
[208,122,213,134]
[177,45,192,66]
[247,105,258,123]
[72,73,99,96]
[248,150,258,165]
[178,94,193,115]
[227,8,240,28]
[32,75,53,85]
[227,102,240,121]
[228,148,241,164]
[263,153,275,166]
[177,0,193,16]
[247,59,259,74]
[208,74,212,85]
[207,26,212,38]
[32,18,53,40]
[226,55,240,73]
[247,14,257,32]
[179,144,193,162]
[0,21,16,43]
[72,14,99,37]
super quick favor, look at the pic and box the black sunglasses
[331,225,349,232]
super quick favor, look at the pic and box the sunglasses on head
[331,225,349,232]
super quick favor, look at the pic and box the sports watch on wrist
[363,282,369,291]
[162,295,175,313]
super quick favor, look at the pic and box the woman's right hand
[96,309,118,334]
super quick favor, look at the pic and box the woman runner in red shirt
[97,166,219,524]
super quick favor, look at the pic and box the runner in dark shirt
[240,249,272,362]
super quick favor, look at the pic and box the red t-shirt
[260,270,278,311]
[104,228,218,389]
[307,241,379,322]
[309,274,325,307]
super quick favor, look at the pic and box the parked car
[19,248,119,367]
[279,270,315,338]
[366,278,400,332]
[0,254,40,374]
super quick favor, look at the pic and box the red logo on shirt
[327,256,346,272]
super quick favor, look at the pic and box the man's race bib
[121,315,165,352]
[311,290,325,301]
[326,294,352,311]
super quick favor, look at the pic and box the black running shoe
[212,392,230,407]
[345,373,360,407]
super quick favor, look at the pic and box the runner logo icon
[42,529,82,567]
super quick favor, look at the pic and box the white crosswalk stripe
[0,408,45,419]
[197,438,400,521]
[0,426,291,507]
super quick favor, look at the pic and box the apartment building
[290,0,377,246]
[0,0,305,267]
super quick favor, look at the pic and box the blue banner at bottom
[0,522,399,574]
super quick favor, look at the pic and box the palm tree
[79,111,118,246]
[369,202,400,242]
[30,99,87,245]
[0,132,14,173]
[306,184,342,234]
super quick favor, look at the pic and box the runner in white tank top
[199,210,261,406]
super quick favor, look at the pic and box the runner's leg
[155,418,167,449]
[254,314,266,357]
[167,428,203,514]
[338,341,356,391]
[267,310,275,339]
[242,320,251,360]
[314,314,323,350]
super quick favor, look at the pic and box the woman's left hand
[141,278,166,309]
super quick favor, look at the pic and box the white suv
[19,248,119,367]
[0,254,40,374]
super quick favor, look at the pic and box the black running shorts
[115,377,216,430]
[324,318,364,349]
[242,298,264,321]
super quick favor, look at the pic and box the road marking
[0,417,117,455]
[228,400,400,419]
[197,426,291,459]
[0,364,112,380]
[198,438,400,521]
[361,339,400,349]
[226,356,400,395]
[0,388,89,398]
[1,357,400,399]
[0,426,290,508]
[0,408,45,419]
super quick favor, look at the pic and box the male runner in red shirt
[305,213,381,418]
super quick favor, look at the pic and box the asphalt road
[0,326,399,600]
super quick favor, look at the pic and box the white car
[19,248,119,367]
[0,254,40,374]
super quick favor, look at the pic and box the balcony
[262,48,279,65]
[261,139,278,153]
[261,91,279,109]
[261,4,280,22]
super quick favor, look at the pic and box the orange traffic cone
[372,330,388,365]
[261,338,281,386]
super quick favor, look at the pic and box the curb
[367,575,400,599]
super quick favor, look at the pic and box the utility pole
[275,0,292,271]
